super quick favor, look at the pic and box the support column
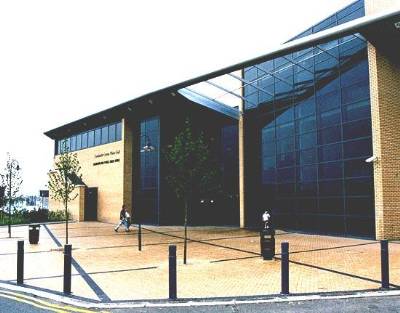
[239,92,246,228]
[366,0,400,240]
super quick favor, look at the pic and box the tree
[48,140,82,244]
[1,154,23,237]
[164,119,220,264]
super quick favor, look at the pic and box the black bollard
[281,242,289,295]
[138,223,142,251]
[381,240,389,289]
[17,240,24,285]
[169,245,177,300]
[63,244,72,294]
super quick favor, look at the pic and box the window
[70,136,76,151]
[116,122,122,141]
[101,126,109,144]
[88,130,95,147]
[76,134,82,150]
[81,132,88,149]
[109,124,116,142]
[95,128,101,146]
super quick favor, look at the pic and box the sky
[0,0,354,195]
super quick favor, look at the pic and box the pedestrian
[114,204,130,232]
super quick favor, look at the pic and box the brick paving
[0,222,399,301]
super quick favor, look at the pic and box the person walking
[114,204,130,232]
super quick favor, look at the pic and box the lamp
[140,135,155,153]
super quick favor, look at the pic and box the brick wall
[366,0,400,239]
[49,119,130,223]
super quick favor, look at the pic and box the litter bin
[29,224,40,244]
[260,228,275,260]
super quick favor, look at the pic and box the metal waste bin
[260,228,275,260]
[29,224,40,244]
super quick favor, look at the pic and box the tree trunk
[65,198,68,245]
[183,199,188,265]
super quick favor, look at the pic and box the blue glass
[319,180,343,196]
[342,100,370,122]
[341,80,369,104]
[108,124,116,142]
[81,132,88,149]
[276,123,294,139]
[343,119,371,140]
[275,108,294,125]
[318,125,341,145]
[298,165,317,182]
[140,117,159,190]
[277,152,295,168]
[70,136,76,151]
[318,143,342,162]
[101,126,108,145]
[341,58,369,87]
[296,132,316,150]
[276,137,294,154]
[76,134,82,150]
[344,159,373,178]
[319,162,343,180]
[317,89,340,113]
[277,167,295,183]
[319,197,344,215]
[345,178,373,196]
[88,130,94,147]
[116,122,122,141]
[94,128,101,146]
[343,138,372,158]
[319,108,341,128]
[296,115,316,134]
[297,148,317,165]
[262,126,275,142]
[295,96,315,118]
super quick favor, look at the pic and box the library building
[45,0,400,239]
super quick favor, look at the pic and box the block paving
[0,222,399,302]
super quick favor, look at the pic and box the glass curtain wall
[244,0,374,237]
[139,117,160,224]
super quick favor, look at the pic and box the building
[45,0,400,239]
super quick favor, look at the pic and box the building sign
[93,150,121,166]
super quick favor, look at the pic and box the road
[1,291,400,313]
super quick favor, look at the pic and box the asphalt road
[1,293,400,313]
[112,296,400,313]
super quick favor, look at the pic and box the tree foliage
[48,140,82,244]
[164,118,220,264]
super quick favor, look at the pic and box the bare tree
[2,153,23,237]
[48,140,82,244]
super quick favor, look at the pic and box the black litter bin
[29,224,40,244]
[260,228,275,260]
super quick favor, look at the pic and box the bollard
[381,240,389,289]
[17,240,24,285]
[281,242,289,295]
[63,244,72,294]
[138,223,142,251]
[169,245,177,300]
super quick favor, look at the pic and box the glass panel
[343,119,371,140]
[344,158,373,178]
[70,136,76,151]
[318,143,342,162]
[109,124,116,142]
[95,128,101,146]
[88,130,95,147]
[76,134,82,150]
[343,138,372,158]
[101,126,109,144]
[116,122,122,141]
[319,162,343,180]
[318,125,341,145]
[342,100,370,122]
[81,132,88,149]
[319,197,344,215]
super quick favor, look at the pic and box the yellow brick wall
[49,118,133,223]
[48,185,85,221]
[366,0,400,239]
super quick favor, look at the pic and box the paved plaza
[0,222,399,302]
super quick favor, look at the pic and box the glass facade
[244,0,374,237]
[56,121,122,154]
[139,116,160,224]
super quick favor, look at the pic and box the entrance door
[84,187,98,221]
